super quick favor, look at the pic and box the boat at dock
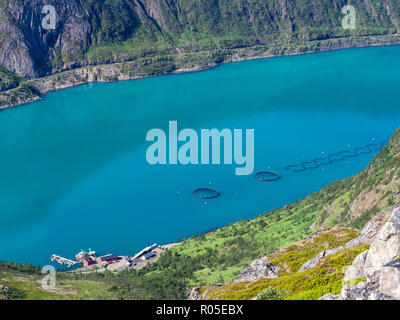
[51,248,97,268]
[75,248,96,260]
[50,254,78,268]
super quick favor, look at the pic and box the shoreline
[1,34,400,111]
[0,35,400,269]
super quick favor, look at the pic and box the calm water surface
[0,46,399,266]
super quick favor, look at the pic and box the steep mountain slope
[191,205,400,300]
[313,128,400,229]
[1,0,400,80]
[2,0,400,108]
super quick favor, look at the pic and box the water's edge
[1,43,400,267]
[2,35,400,111]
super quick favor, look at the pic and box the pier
[51,254,78,268]
[131,243,159,260]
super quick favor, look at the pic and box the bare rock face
[0,285,7,294]
[0,9,36,78]
[320,271,394,301]
[187,286,202,300]
[139,0,182,35]
[0,0,91,78]
[338,284,394,300]
[358,205,398,243]
[186,284,225,300]
[380,260,400,299]
[363,207,400,276]
[300,205,398,273]
[298,251,327,272]
[234,260,280,282]
[343,250,368,282]
[320,206,400,300]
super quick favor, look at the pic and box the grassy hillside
[2,0,400,77]
[0,262,115,300]
[197,228,370,300]
[72,0,400,64]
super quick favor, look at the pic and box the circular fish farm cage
[193,188,221,199]
[254,171,281,182]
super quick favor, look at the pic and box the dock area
[50,255,78,268]
[50,243,180,274]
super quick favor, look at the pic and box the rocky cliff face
[321,206,400,300]
[299,205,397,272]
[234,260,280,282]
[0,0,92,78]
[1,0,400,80]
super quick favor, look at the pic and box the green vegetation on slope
[314,128,400,230]
[2,0,400,76]
[3,0,400,107]
[0,84,39,109]
[266,227,360,273]
[0,262,115,300]
[81,0,400,63]
[0,66,20,91]
[201,243,369,300]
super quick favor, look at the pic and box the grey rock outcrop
[343,250,368,282]
[380,260,400,299]
[320,285,394,300]
[234,260,280,282]
[0,285,7,294]
[320,206,400,300]
[342,207,400,284]
[0,9,37,78]
[363,207,400,276]
[298,251,327,272]
[320,270,394,300]
[187,286,203,300]
[0,0,92,78]
[299,205,398,273]
[187,284,225,300]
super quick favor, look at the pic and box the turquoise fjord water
[1,46,400,267]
